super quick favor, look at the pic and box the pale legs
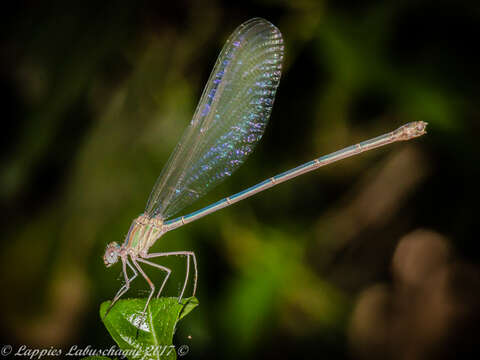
[103,258,138,319]
[134,258,171,314]
[135,251,197,314]
[104,251,198,318]
[144,251,198,301]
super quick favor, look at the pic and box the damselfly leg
[145,251,198,303]
[103,258,138,320]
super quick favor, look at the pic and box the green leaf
[100,297,198,360]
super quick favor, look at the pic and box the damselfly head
[103,242,120,267]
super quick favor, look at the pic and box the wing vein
[144,18,284,219]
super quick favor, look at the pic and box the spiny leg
[137,258,171,298]
[145,251,198,302]
[103,258,137,320]
[131,257,156,315]
[112,259,138,303]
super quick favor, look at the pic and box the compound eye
[103,242,120,266]
[108,250,117,263]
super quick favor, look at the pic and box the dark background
[1,1,479,359]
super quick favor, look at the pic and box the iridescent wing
[145,18,284,219]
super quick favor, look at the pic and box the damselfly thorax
[124,214,165,256]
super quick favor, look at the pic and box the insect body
[103,18,426,317]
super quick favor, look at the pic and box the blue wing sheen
[145,18,284,219]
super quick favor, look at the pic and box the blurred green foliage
[100,297,198,360]
[1,1,479,359]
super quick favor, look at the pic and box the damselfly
[103,18,427,316]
